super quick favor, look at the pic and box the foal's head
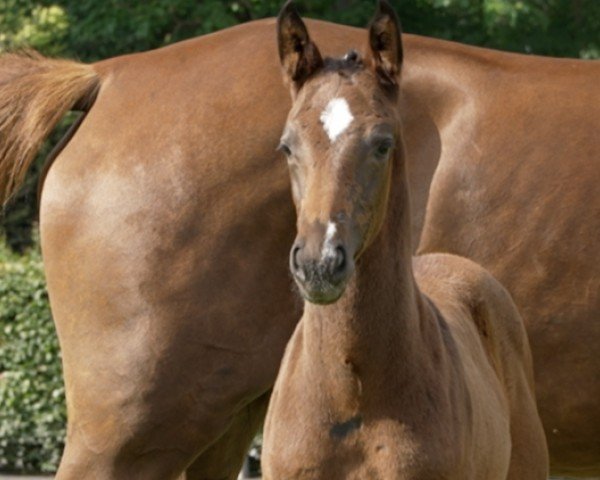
[277,1,403,304]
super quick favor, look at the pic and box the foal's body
[263,4,547,479]
[265,254,544,479]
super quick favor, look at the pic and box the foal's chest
[265,397,467,480]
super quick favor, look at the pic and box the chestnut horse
[263,3,547,478]
[0,7,597,480]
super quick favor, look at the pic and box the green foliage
[0,238,65,473]
[0,112,78,254]
[0,3,68,55]
[60,1,237,61]
[1,0,598,65]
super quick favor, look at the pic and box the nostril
[291,245,307,282]
[333,246,346,273]
[291,245,301,272]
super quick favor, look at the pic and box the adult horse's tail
[0,50,100,205]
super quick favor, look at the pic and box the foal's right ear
[277,1,323,96]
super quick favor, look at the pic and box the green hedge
[0,238,65,473]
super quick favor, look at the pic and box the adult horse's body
[0,16,598,479]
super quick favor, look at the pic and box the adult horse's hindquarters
[0,11,598,480]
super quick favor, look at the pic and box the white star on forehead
[320,98,354,142]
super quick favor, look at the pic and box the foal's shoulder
[413,253,530,368]
[413,252,503,303]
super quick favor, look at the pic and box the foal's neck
[303,152,431,395]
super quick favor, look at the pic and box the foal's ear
[368,0,403,89]
[277,1,323,96]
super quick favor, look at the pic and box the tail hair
[0,50,99,205]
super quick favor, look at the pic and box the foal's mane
[321,50,365,77]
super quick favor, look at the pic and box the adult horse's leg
[184,392,270,480]
[56,392,269,480]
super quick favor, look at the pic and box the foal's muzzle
[290,241,352,304]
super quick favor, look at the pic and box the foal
[262,2,548,479]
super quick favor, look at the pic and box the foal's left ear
[368,0,403,89]
[277,1,324,96]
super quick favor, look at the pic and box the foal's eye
[374,140,393,159]
[277,143,292,157]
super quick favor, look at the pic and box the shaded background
[0,0,598,473]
